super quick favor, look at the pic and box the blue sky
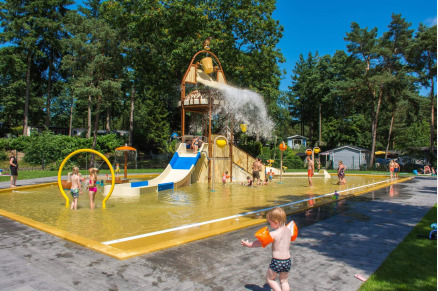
[273,0,437,92]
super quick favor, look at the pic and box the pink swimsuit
[89,180,97,192]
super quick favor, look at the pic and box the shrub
[15,131,125,165]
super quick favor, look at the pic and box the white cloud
[424,17,437,26]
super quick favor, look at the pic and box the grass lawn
[0,168,164,182]
[359,204,437,291]
[0,168,410,182]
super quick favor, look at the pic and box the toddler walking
[222,171,229,185]
[242,207,292,291]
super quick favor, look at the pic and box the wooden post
[230,118,233,180]
[208,96,212,185]
[181,83,185,136]
[124,151,128,179]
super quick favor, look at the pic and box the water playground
[0,46,411,260]
[0,172,405,259]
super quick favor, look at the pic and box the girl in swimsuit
[389,160,395,180]
[87,168,98,210]
[192,137,199,153]
[337,161,346,185]
[222,171,229,185]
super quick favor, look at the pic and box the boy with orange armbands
[241,207,296,291]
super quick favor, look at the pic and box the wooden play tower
[179,43,235,184]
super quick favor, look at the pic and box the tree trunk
[69,95,74,137]
[106,106,111,131]
[430,74,435,150]
[68,75,74,137]
[319,104,321,145]
[90,95,101,167]
[385,109,395,160]
[45,49,53,128]
[129,87,135,146]
[23,52,31,136]
[87,94,92,138]
[368,85,383,169]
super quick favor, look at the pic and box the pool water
[0,175,388,243]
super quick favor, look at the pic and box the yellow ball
[216,139,227,148]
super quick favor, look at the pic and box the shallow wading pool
[0,174,399,259]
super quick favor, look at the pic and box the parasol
[115,145,137,180]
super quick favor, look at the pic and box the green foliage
[395,120,431,149]
[0,139,9,151]
[0,131,124,165]
[10,126,23,137]
[8,135,32,152]
[284,151,305,169]
[96,133,124,153]
[0,150,7,161]
[239,141,262,158]
[0,0,435,157]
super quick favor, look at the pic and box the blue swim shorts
[269,258,291,273]
[70,188,79,198]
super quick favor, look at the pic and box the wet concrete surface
[0,176,436,290]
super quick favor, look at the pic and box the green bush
[10,126,22,137]
[239,141,263,158]
[96,133,124,153]
[283,151,305,169]
[1,130,125,166]
[0,138,10,151]
[8,135,31,151]
[0,150,7,161]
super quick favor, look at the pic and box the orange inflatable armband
[255,226,274,248]
[287,221,298,241]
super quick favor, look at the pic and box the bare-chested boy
[306,155,314,187]
[68,167,82,210]
[241,207,292,291]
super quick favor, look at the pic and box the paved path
[0,177,436,290]
[0,176,60,189]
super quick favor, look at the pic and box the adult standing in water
[306,155,314,186]
[9,150,18,187]
[252,158,261,185]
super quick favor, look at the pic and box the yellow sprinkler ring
[57,149,115,209]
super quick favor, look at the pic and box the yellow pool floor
[0,174,410,259]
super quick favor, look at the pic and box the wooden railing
[231,146,265,175]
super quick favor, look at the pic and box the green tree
[0,46,26,127]
[379,14,415,158]
[0,0,44,135]
[345,22,392,167]
[62,1,123,165]
[406,24,437,149]
[288,52,320,139]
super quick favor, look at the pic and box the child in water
[222,170,229,185]
[87,168,99,210]
[241,207,292,291]
[259,178,269,185]
[68,167,82,210]
[115,163,120,179]
[268,169,274,182]
[241,176,253,187]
